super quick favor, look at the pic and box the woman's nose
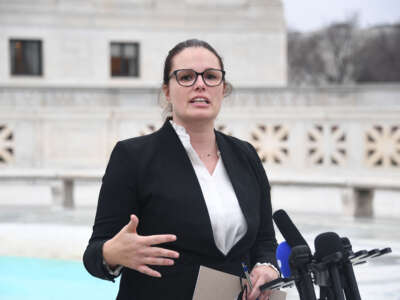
[193,74,206,90]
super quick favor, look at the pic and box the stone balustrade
[1,169,399,217]
[0,84,399,216]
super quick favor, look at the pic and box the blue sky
[284,0,400,31]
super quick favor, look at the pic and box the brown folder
[193,266,287,300]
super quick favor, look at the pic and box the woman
[83,39,279,300]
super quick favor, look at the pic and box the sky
[283,0,400,32]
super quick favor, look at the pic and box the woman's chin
[174,109,220,124]
[186,112,217,122]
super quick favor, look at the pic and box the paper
[193,266,287,300]
[193,266,242,300]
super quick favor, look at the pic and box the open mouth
[189,97,210,104]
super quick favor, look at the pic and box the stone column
[342,187,374,217]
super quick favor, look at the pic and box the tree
[287,16,400,85]
[354,24,400,82]
[322,17,359,84]
[288,30,326,85]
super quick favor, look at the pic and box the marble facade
[0,0,286,87]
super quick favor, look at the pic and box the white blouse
[170,121,247,255]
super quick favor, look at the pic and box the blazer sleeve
[245,142,278,270]
[83,141,139,281]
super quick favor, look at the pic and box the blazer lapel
[156,121,257,259]
[216,134,250,216]
[157,121,223,256]
[215,132,256,256]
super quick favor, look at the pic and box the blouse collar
[169,120,191,150]
[169,120,220,157]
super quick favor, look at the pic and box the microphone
[273,209,308,248]
[351,248,391,265]
[260,241,300,292]
[276,241,292,278]
[348,249,368,263]
[314,232,346,300]
[290,245,317,300]
[343,235,392,266]
[273,210,317,300]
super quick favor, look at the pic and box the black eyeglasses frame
[168,68,225,87]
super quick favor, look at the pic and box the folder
[193,266,287,300]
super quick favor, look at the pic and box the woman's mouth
[189,97,210,104]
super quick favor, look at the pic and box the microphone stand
[340,238,362,300]
[314,252,345,300]
[289,246,317,300]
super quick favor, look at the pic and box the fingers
[143,256,175,266]
[248,287,260,300]
[140,247,179,266]
[242,287,246,300]
[125,214,139,233]
[146,247,180,259]
[242,283,248,300]
[248,277,263,300]
[137,265,162,278]
[248,280,272,300]
[242,279,259,300]
[259,291,270,300]
[142,234,177,246]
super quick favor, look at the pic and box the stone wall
[1,84,399,179]
[1,84,399,218]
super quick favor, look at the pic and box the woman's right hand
[102,214,179,278]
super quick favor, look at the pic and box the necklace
[198,150,220,159]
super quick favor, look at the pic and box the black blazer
[83,120,278,299]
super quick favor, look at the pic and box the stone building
[0,0,287,168]
[0,0,287,87]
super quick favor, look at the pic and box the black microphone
[352,248,386,265]
[314,232,346,300]
[348,249,368,262]
[273,209,308,248]
[273,210,317,300]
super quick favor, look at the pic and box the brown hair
[160,39,233,118]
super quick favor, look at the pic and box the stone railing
[0,84,399,216]
[1,169,399,217]
[2,85,399,172]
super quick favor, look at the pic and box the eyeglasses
[169,68,225,87]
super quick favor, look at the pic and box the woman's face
[163,47,225,125]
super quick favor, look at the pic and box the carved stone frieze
[0,124,14,164]
[306,124,347,167]
[365,125,400,168]
[250,124,289,164]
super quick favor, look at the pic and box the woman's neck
[172,118,217,154]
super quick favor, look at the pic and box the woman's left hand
[242,265,279,300]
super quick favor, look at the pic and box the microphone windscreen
[276,241,291,278]
[314,232,344,261]
[341,237,351,248]
[273,209,308,248]
[340,237,352,256]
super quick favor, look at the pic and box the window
[10,39,42,76]
[110,42,140,77]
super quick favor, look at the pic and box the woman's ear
[223,82,232,97]
[162,84,170,102]
[223,82,228,97]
